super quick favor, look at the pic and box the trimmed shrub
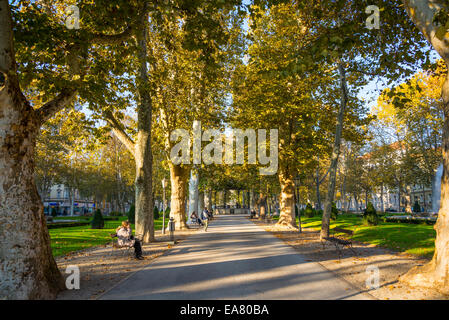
[154,206,160,220]
[295,204,299,218]
[103,217,119,221]
[128,204,135,224]
[48,222,90,229]
[413,201,421,213]
[317,209,323,216]
[363,202,379,226]
[90,209,105,229]
[331,202,338,220]
[51,207,58,217]
[109,211,123,217]
[304,203,315,218]
[383,216,436,225]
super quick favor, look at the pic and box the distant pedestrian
[207,208,213,220]
[202,209,209,232]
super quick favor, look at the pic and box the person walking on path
[202,208,209,232]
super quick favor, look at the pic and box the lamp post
[294,175,302,233]
[162,178,167,235]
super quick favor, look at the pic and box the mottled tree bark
[0,82,65,299]
[0,0,76,298]
[206,188,212,211]
[169,163,189,230]
[276,167,297,228]
[258,192,267,220]
[400,0,449,294]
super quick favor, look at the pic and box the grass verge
[272,214,436,258]
[49,216,164,257]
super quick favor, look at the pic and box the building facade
[41,184,106,216]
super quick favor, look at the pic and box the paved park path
[100,215,373,300]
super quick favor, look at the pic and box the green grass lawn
[274,214,436,258]
[49,216,164,257]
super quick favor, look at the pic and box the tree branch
[89,26,134,45]
[89,5,147,45]
[103,110,136,155]
[402,0,449,62]
[319,166,332,185]
[36,87,77,123]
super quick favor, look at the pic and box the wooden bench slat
[323,237,351,246]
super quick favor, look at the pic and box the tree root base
[399,263,449,296]
[274,221,297,230]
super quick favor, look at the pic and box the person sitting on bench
[116,220,144,260]
[190,211,203,226]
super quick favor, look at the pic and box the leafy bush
[331,202,338,220]
[295,204,299,217]
[304,203,315,218]
[413,201,421,213]
[363,202,379,226]
[127,204,135,224]
[51,207,58,217]
[90,209,105,229]
[317,209,323,216]
[154,206,160,220]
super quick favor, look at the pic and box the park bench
[110,233,133,257]
[321,227,357,259]
[188,217,203,227]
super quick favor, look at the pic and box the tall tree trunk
[422,184,426,212]
[250,189,256,211]
[0,91,64,299]
[400,0,449,293]
[205,188,212,212]
[276,167,296,228]
[400,69,449,294]
[380,184,384,213]
[134,16,154,243]
[223,190,227,207]
[342,175,347,212]
[198,192,204,215]
[188,168,199,222]
[405,185,412,213]
[315,165,322,210]
[0,0,76,298]
[353,194,359,211]
[258,192,267,220]
[169,163,189,230]
[321,61,348,240]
